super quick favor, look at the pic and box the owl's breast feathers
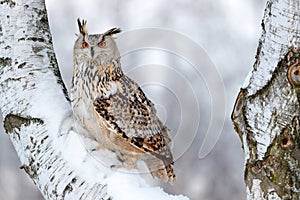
[93,75,174,166]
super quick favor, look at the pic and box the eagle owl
[70,19,176,184]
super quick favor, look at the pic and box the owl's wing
[93,76,173,165]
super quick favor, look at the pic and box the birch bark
[232,0,300,199]
[0,0,187,199]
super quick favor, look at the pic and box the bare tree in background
[232,0,300,199]
[0,0,187,199]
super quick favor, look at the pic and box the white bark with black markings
[232,0,300,199]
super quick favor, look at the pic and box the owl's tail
[153,163,176,184]
[144,157,176,184]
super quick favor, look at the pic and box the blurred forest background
[0,0,266,199]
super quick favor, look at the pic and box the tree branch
[0,0,188,199]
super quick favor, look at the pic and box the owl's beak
[90,47,95,58]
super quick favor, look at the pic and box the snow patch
[248,179,263,199]
[106,172,189,200]
[28,70,70,135]
[242,131,250,161]
[246,103,272,160]
[58,130,189,199]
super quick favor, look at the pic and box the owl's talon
[91,145,104,152]
[110,165,119,171]
[110,164,123,170]
[110,165,116,169]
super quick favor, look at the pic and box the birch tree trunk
[232,0,300,199]
[0,0,188,199]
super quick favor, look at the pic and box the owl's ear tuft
[77,18,88,36]
[103,27,121,37]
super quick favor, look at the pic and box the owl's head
[74,19,121,63]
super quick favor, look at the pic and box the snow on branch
[0,0,188,199]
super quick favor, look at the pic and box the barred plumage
[70,19,176,184]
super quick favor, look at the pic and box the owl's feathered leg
[110,151,139,170]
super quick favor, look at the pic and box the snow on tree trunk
[0,0,188,199]
[232,0,300,199]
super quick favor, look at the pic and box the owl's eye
[98,41,106,48]
[82,41,88,48]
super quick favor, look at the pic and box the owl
[70,19,176,184]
